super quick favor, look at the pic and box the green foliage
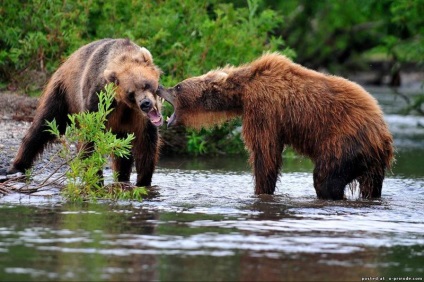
[186,120,245,155]
[45,84,146,202]
[379,0,424,63]
[187,130,208,156]
[268,0,424,70]
[108,184,147,202]
[266,0,372,71]
[0,0,90,90]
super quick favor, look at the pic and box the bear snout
[140,98,153,113]
[156,86,175,106]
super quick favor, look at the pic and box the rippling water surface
[1,110,423,280]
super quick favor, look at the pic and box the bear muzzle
[156,86,175,106]
[156,85,177,127]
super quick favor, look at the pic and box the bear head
[104,47,163,126]
[157,69,243,128]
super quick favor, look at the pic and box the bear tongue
[147,109,163,127]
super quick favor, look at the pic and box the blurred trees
[268,0,423,81]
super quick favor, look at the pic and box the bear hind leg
[313,170,348,200]
[313,159,360,200]
[9,82,69,174]
[358,167,385,199]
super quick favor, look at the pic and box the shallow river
[1,88,424,281]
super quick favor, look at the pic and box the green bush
[46,84,146,202]
[0,0,90,92]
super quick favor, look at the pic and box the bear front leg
[112,155,134,182]
[251,150,283,194]
[134,122,159,187]
[111,132,134,182]
[249,139,284,195]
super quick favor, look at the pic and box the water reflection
[1,196,423,281]
[1,162,424,281]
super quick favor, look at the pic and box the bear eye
[127,91,135,102]
[144,83,151,91]
[176,84,182,92]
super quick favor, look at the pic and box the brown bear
[157,53,394,200]
[8,38,163,187]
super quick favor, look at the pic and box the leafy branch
[42,83,145,202]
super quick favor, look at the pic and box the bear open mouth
[147,108,163,127]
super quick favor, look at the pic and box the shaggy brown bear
[8,38,163,186]
[157,53,394,200]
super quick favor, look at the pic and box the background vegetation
[1,0,423,155]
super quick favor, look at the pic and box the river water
[0,87,423,281]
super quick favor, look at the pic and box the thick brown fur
[158,53,394,200]
[9,38,163,187]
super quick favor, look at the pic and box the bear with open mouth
[157,53,394,200]
[8,38,163,187]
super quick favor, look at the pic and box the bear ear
[214,71,229,81]
[104,69,119,86]
[226,67,253,87]
[140,47,153,64]
[204,70,228,84]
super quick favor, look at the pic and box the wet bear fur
[158,53,394,200]
[8,38,163,186]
